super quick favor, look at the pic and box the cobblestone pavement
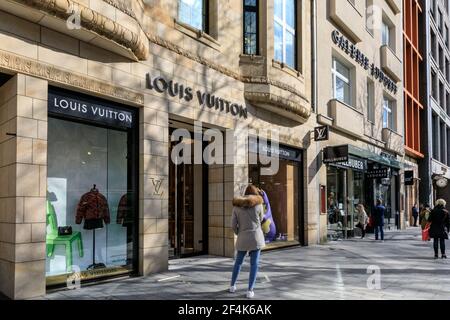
[44,228,450,300]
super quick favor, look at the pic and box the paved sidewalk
[44,228,450,300]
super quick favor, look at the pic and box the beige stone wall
[0,74,48,299]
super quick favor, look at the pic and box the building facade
[315,0,406,239]
[419,0,450,206]
[0,0,324,299]
[403,0,424,225]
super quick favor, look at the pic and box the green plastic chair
[46,201,84,272]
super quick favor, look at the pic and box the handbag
[58,226,73,236]
[422,223,431,241]
[261,219,271,234]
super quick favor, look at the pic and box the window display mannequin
[76,184,110,269]
[260,189,277,243]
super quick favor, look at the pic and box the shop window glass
[273,0,297,69]
[332,58,351,105]
[249,154,301,248]
[46,117,136,281]
[179,0,208,32]
[243,0,259,55]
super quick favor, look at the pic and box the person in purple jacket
[259,189,277,242]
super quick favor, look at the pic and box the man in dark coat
[373,199,386,241]
[428,199,450,259]
[412,204,419,227]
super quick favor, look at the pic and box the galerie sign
[146,74,248,119]
[48,92,134,128]
[331,30,398,94]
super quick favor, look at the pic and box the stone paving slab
[44,228,450,300]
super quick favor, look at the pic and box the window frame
[332,57,352,106]
[243,0,259,55]
[178,0,209,33]
[367,79,375,123]
[382,97,395,130]
[274,0,297,70]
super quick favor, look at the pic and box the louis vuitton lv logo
[314,125,329,142]
[151,178,164,196]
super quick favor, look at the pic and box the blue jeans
[230,250,261,291]
[374,225,384,240]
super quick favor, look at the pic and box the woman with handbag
[229,184,266,298]
[428,199,450,259]
[356,204,369,239]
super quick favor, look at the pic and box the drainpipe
[311,0,320,244]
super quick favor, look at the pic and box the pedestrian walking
[356,203,369,239]
[428,199,450,259]
[229,184,265,299]
[373,199,386,241]
[412,203,419,227]
[420,204,431,230]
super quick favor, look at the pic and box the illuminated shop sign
[146,74,248,119]
[331,30,398,94]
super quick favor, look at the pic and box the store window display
[46,89,138,284]
[248,142,303,248]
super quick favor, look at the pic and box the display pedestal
[87,229,106,270]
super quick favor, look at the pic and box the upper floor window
[243,0,259,55]
[332,58,351,105]
[382,19,395,51]
[367,79,375,122]
[178,0,208,32]
[274,0,296,69]
[383,97,395,130]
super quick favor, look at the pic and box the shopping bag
[422,223,431,241]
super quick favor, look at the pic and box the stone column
[138,94,169,275]
[0,74,48,299]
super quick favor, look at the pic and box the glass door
[168,132,206,258]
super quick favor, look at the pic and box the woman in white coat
[356,203,369,239]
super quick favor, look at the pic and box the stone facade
[316,0,406,231]
[0,0,323,299]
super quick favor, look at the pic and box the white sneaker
[229,285,236,293]
[246,290,254,299]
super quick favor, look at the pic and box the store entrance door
[168,127,208,258]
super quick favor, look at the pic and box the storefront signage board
[249,138,302,162]
[314,125,329,141]
[367,168,389,179]
[48,91,134,128]
[323,145,349,163]
[334,157,366,171]
[404,170,414,186]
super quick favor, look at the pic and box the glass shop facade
[324,145,402,240]
[45,87,139,286]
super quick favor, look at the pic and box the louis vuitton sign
[146,74,248,119]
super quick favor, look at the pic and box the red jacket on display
[116,194,133,225]
[76,188,110,225]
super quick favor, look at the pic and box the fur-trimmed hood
[232,195,263,208]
